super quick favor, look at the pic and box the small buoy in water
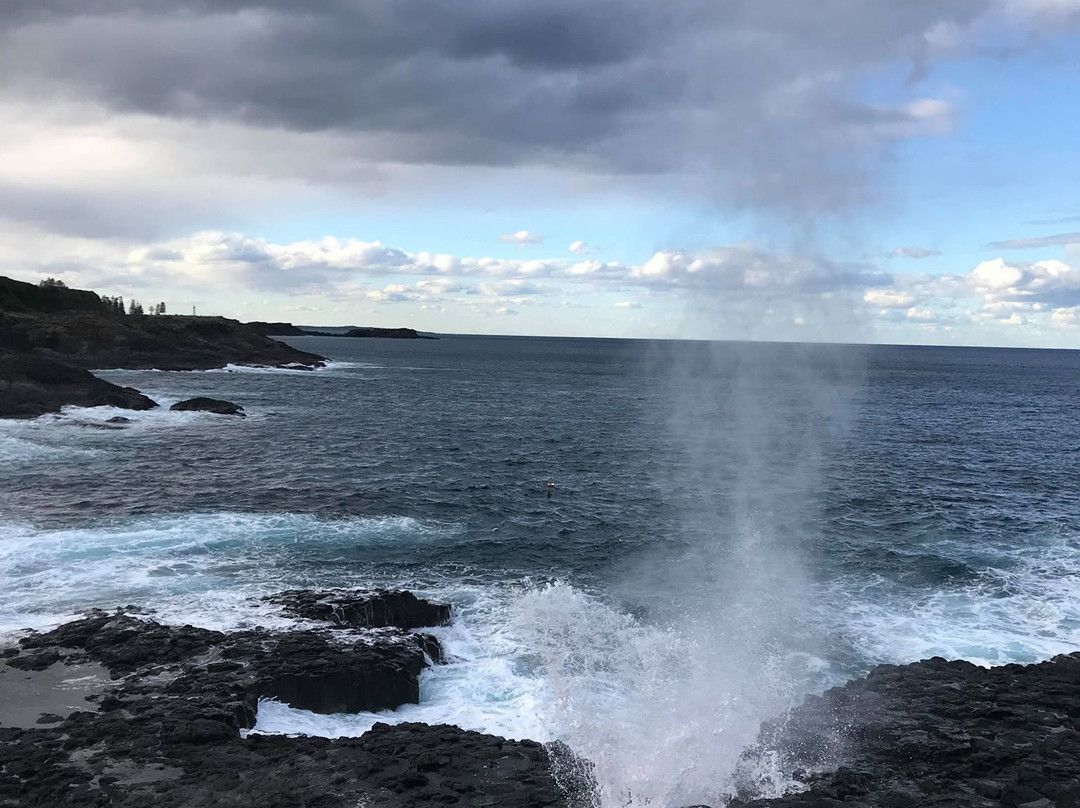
[545,481,555,488]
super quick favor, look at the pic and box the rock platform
[0,591,565,808]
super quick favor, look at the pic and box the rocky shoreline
[0,311,326,372]
[731,654,1080,808]
[0,590,564,807]
[4,591,1080,808]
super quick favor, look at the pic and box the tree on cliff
[128,299,144,316]
[39,277,67,288]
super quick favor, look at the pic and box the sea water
[3,336,1080,805]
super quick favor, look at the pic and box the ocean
[3,335,1079,805]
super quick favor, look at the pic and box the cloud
[969,257,1080,305]
[628,246,889,294]
[499,230,544,246]
[0,0,1027,225]
[0,226,890,308]
[989,232,1080,249]
[863,289,916,308]
[1025,214,1080,225]
[569,241,589,254]
[890,246,941,259]
[17,218,1080,343]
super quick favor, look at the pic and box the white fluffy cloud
[498,230,544,247]
[9,220,1080,344]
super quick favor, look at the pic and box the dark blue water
[2,336,1078,805]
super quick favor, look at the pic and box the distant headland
[0,276,334,417]
[247,322,438,339]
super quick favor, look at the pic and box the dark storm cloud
[0,0,990,210]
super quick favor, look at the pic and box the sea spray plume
[513,339,864,807]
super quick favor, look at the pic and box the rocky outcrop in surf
[266,588,453,630]
[0,352,159,419]
[170,397,246,416]
[0,592,566,807]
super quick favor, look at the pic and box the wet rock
[267,588,452,630]
[731,654,1080,808]
[0,352,158,419]
[0,599,564,807]
[106,416,132,424]
[169,397,245,416]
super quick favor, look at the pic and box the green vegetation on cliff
[0,276,111,314]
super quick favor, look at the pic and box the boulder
[0,352,158,419]
[170,397,245,416]
[267,589,452,630]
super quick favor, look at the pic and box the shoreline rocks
[170,397,246,416]
[0,311,327,372]
[7,586,1080,807]
[0,591,567,807]
[731,654,1080,808]
[267,588,453,630]
[0,352,159,419]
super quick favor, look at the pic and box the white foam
[250,605,551,742]
[828,536,1080,669]
[41,402,250,429]
[0,512,462,637]
[0,433,99,466]
[96,361,374,375]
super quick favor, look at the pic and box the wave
[824,536,1080,668]
[0,512,463,637]
[95,361,376,375]
[0,430,101,466]
[250,590,550,743]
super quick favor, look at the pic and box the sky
[2,1,1080,345]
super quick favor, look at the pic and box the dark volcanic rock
[0,310,326,370]
[0,604,566,807]
[268,588,453,630]
[16,612,435,714]
[0,352,159,418]
[170,397,245,416]
[731,654,1080,808]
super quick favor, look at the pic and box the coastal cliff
[0,352,159,419]
[0,311,326,371]
[0,275,328,417]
